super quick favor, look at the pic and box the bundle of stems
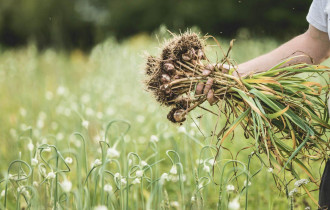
[145,32,330,190]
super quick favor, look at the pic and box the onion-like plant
[144,32,330,201]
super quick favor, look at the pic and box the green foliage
[0,35,324,209]
[0,0,311,49]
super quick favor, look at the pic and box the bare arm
[236,25,330,77]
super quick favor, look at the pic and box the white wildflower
[178,126,186,133]
[104,184,113,192]
[121,178,127,185]
[170,165,177,175]
[85,107,94,116]
[45,91,53,100]
[289,188,298,197]
[114,173,121,179]
[97,112,103,119]
[36,119,44,129]
[27,142,34,152]
[136,115,145,123]
[170,175,179,182]
[191,196,196,202]
[226,184,235,192]
[47,172,56,179]
[208,159,215,165]
[190,122,198,128]
[195,159,203,165]
[160,173,169,185]
[267,168,273,173]
[57,86,66,95]
[132,178,141,185]
[203,165,210,173]
[93,205,108,210]
[189,130,195,136]
[56,133,64,141]
[82,120,89,129]
[1,190,5,197]
[107,147,120,159]
[31,158,38,166]
[61,180,72,192]
[17,186,26,193]
[294,179,309,188]
[170,201,179,207]
[51,122,58,130]
[81,94,90,104]
[228,197,240,210]
[150,135,159,143]
[65,157,73,164]
[93,135,101,142]
[92,159,102,168]
[106,107,115,116]
[136,170,143,178]
[140,161,148,167]
[19,108,27,117]
[244,180,251,186]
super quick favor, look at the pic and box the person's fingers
[203,78,214,95]
[207,89,217,105]
[195,82,204,95]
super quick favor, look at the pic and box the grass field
[0,32,328,209]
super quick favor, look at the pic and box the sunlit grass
[0,34,327,209]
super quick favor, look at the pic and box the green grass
[0,34,328,209]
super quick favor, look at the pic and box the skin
[235,25,330,77]
[203,25,330,103]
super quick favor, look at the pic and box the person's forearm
[236,26,330,77]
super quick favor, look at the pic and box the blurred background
[0,0,311,50]
[0,0,322,209]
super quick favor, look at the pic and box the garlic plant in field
[145,32,330,196]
